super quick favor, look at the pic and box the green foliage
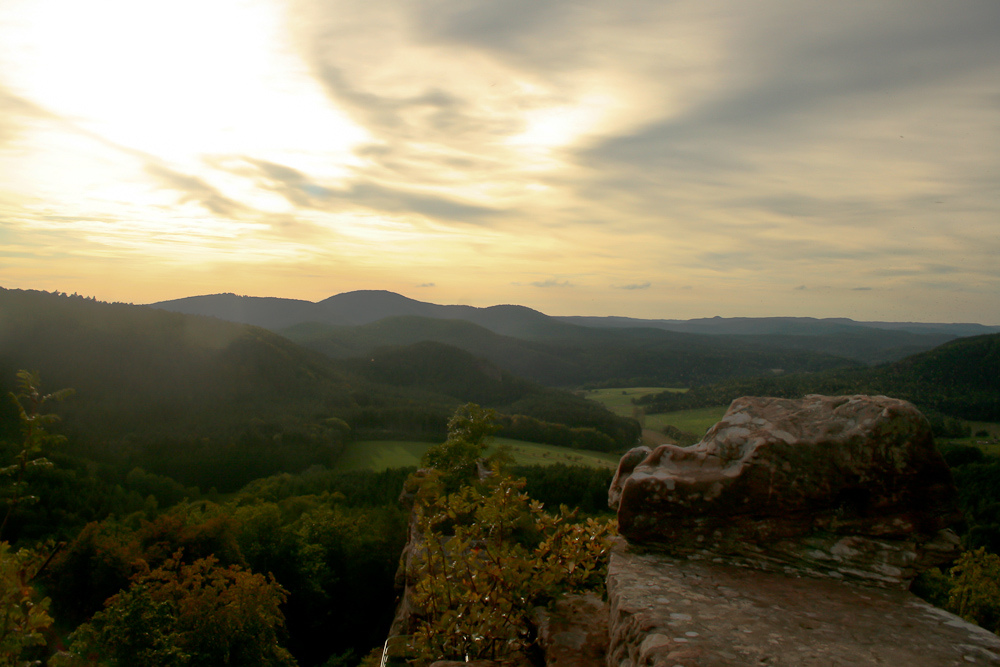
[0,541,54,667]
[947,548,1000,633]
[512,464,615,516]
[951,459,1000,553]
[60,553,296,667]
[289,309,860,387]
[2,371,73,540]
[939,444,986,468]
[407,473,616,663]
[230,497,405,666]
[421,404,500,490]
[636,333,1000,423]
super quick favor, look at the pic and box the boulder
[610,395,962,586]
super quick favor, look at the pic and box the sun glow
[0,0,367,171]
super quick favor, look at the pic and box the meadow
[583,387,726,439]
[580,387,685,414]
[335,436,622,472]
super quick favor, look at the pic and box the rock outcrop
[606,543,1000,667]
[610,395,962,587]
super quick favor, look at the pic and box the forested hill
[0,288,375,491]
[281,315,862,387]
[0,288,638,489]
[151,290,995,366]
[0,288,356,439]
[637,333,1000,422]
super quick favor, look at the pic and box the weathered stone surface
[610,395,961,586]
[534,594,608,667]
[607,542,1000,667]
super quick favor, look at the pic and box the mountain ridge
[151,291,999,338]
[149,290,994,369]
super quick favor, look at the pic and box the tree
[948,548,1000,633]
[0,542,54,667]
[58,553,297,667]
[1,371,73,540]
[420,403,501,491]
[407,472,615,663]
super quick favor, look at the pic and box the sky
[0,0,998,323]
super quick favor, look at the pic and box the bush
[407,472,615,663]
[59,553,296,667]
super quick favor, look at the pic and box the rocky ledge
[606,542,1000,667]
[609,395,962,587]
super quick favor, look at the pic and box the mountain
[0,288,640,488]
[281,314,861,387]
[0,288,355,439]
[281,316,587,383]
[152,291,599,341]
[0,288,378,489]
[156,292,867,386]
[555,315,993,365]
[340,340,639,449]
[637,333,1000,422]
[555,314,1000,338]
[151,291,995,366]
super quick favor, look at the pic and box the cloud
[614,281,651,290]
[0,87,54,146]
[240,158,500,224]
[418,282,436,287]
[144,163,249,218]
[530,279,573,288]
[794,285,807,291]
[852,287,873,291]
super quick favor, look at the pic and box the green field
[335,437,622,472]
[947,421,1000,456]
[582,386,725,439]
[582,387,685,416]
[642,406,728,436]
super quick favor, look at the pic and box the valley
[2,285,999,666]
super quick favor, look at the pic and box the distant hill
[151,291,995,367]
[0,288,376,489]
[341,340,640,449]
[282,316,587,384]
[280,314,861,387]
[637,333,1000,422]
[556,315,992,365]
[556,314,1000,338]
[0,288,355,440]
[0,288,640,488]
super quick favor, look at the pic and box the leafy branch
[1,371,74,541]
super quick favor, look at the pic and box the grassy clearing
[642,406,729,438]
[496,438,621,469]
[582,387,685,417]
[945,421,1000,457]
[968,422,1000,439]
[335,437,621,472]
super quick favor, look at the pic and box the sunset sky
[1,0,998,323]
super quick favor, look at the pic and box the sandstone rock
[534,594,608,667]
[610,395,962,586]
[607,543,1000,667]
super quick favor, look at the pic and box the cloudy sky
[1,0,998,323]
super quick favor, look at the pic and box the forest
[1,371,616,666]
[3,288,1000,665]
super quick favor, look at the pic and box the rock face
[534,594,608,667]
[606,544,1000,667]
[610,395,962,587]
